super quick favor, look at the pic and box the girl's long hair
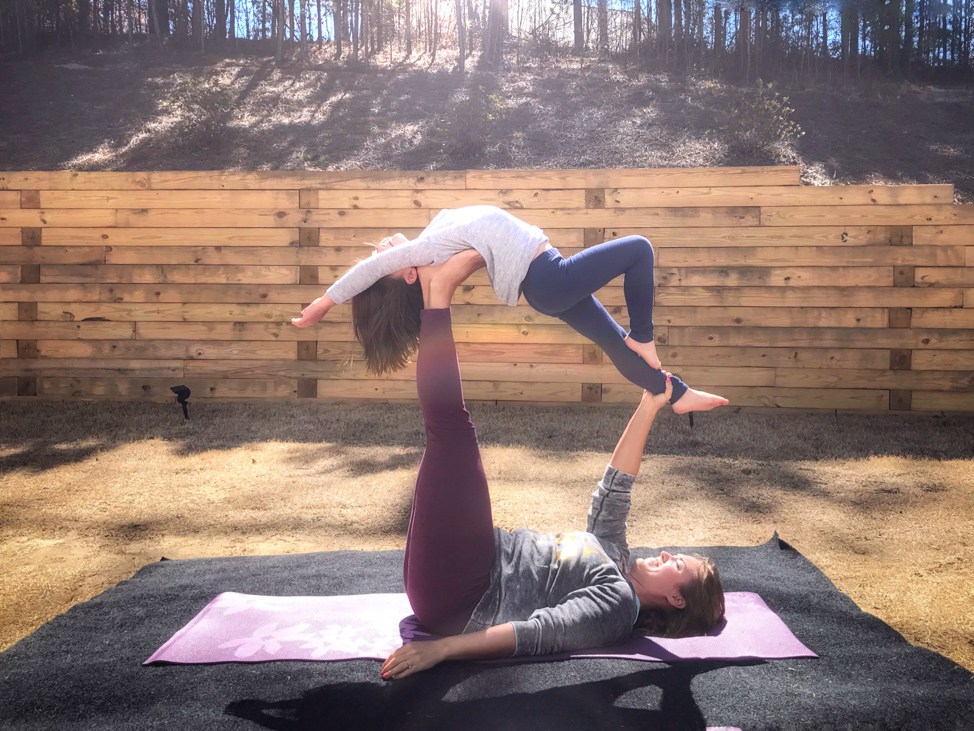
[634,555,725,638]
[351,277,425,375]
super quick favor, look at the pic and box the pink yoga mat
[145,591,816,665]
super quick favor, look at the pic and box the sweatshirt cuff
[601,464,636,492]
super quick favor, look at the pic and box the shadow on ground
[2,400,972,475]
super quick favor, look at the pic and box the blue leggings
[520,235,688,403]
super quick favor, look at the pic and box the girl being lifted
[292,205,728,414]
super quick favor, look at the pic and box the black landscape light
[170,385,191,420]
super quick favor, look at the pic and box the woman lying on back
[376,260,725,679]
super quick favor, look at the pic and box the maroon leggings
[402,308,496,635]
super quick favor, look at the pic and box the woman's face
[630,551,701,607]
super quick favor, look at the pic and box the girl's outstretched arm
[291,293,336,328]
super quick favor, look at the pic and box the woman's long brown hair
[634,555,725,638]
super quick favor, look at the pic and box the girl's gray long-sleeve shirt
[464,465,639,656]
[325,205,548,306]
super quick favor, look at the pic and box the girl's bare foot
[625,336,662,370]
[671,387,729,415]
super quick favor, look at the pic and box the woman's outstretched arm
[608,377,672,476]
[381,623,516,680]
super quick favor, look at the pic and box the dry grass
[1,400,972,673]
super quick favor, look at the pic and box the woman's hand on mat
[291,294,334,328]
[381,640,446,680]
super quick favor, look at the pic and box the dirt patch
[1,401,972,672]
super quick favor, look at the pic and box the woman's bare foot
[671,387,729,415]
[625,336,662,370]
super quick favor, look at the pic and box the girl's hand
[381,640,447,680]
[291,296,332,328]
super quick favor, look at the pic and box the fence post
[297,188,320,400]
[889,225,914,412]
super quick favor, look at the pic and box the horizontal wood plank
[658,345,890,369]
[104,245,361,266]
[0,209,117,227]
[37,376,296,399]
[1,359,184,377]
[135,322,324,341]
[658,245,966,267]
[607,184,953,208]
[654,306,887,328]
[2,322,136,339]
[911,351,974,371]
[656,266,893,287]
[911,309,974,328]
[43,228,300,246]
[0,341,17,358]
[601,225,909,247]
[39,190,300,209]
[0,266,20,283]
[774,368,974,391]
[761,204,974,227]
[651,286,962,308]
[0,246,107,264]
[911,391,974,411]
[915,267,974,287]
[465,167,801,189]
[1,283,324,304]
[663,326,974,349]
[0,303,19,320]
[314,188,586,209]
[34,340,297,359]
[0,229,22,245]
[912,226,974,245]
[35,302,300,323]
[39,264,300,285]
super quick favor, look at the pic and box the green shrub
[441,84,506,161]
[726,80,804,158]
[163,74,234,138]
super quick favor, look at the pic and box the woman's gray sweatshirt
[464,465,639,656]
[325,205,548,306]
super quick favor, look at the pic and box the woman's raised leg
[403,308,496,635]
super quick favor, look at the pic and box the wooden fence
[1,167,972,411]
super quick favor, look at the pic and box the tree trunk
[672,0,682,67]
[657,0,671,66]
[334,0,343,56]
[275,0,285,60]
[481,0,507,67]
[215,0,226,42]
[456,0,466,71]
[192,0,203,50]
[573,0,582,53]
[597,0,608,53]
[632,0,641,59]
[404,0,412,56]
